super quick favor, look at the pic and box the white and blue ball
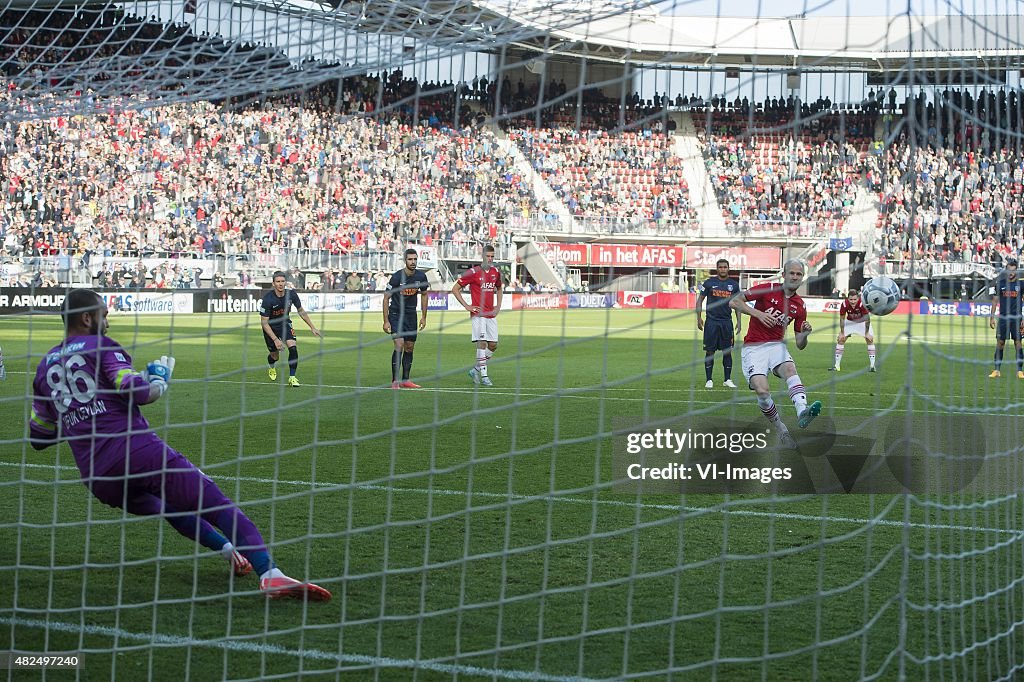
[861,276,901,316]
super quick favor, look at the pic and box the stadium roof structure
[306,1,1024,73]
[523,13,1024,71]
[10,0,1011,77]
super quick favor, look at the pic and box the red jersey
[457,265,503,317]
[839,298,870,323]
[742,283,807,344]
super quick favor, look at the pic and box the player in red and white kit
[729,260,822,448]
[452,244,504,387]
[829,289,876,372]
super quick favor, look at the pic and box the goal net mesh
[2,0,1023,679]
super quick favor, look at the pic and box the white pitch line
[189,378,1024,417]
[0,369,1005,406]
[0,368,921,398]
[0,615,600,682]
[0,371,1008,414]
[1,462,1017,536]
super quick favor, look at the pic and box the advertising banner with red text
[511,294,568,310]
[533,242,590,266]
[685,246,782,270]
[591,244,685,268]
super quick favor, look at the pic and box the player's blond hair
[782,259,805,274]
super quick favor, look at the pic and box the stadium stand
[694,105,875,236]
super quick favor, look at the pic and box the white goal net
[2,1,1024,679]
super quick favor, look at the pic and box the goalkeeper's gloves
[146,355,176,397]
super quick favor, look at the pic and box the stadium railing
[507,216,833,240]
[1,240,520,285]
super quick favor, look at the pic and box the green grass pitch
[2,308,1023,680]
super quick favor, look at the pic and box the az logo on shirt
[402,288,420,296]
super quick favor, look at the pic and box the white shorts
[843,320,868,338]
[741,342,794,387]
[471,316,499,343]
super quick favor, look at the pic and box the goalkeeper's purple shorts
[87,439,237,519]
[84,439,268,556]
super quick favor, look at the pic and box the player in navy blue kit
[383,249,429,388]
[260,271,321,387]
[696,259,742,388]
[989,258,1024,378]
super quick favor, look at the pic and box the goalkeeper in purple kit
[28,289,331,602]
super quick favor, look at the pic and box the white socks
[756,394,781,424]
[786,375,808,414]
[260,567,286,581]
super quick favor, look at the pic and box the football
[861,276,901,316]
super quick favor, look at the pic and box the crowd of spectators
[696,104,875,234]
[92,261,223,289]
[0,10,550,293]
[0,94,539,282]
[509,128,697,224]
[858,88,1024,266]
[8,7,1024,288]
[868,142,1024,266]
[308,268,393,292]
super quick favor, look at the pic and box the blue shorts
[703,318,735,352]
[264,325,296,352]
[997,318,1022,342]
[389,312,418,342]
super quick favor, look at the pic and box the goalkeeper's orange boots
[1018,371,1024,380]
[260,574,332,602]
[989,370,1002,378]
